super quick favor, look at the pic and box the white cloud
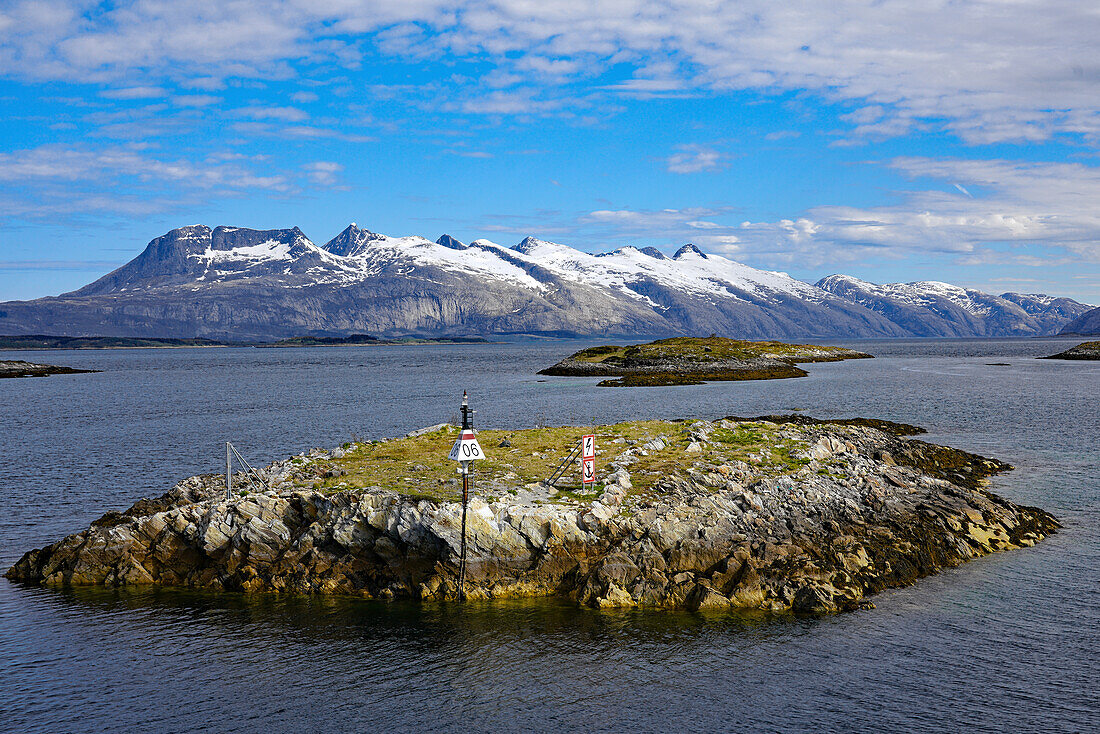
[173,94,220,107]
[230,121,374,142]
[456,89,566,116]
[302,160,342,186]
[728,158,1100,265]
[583,207,740,248]
[100,86,165,99]
[5,2,1100,141]
[236,105,309,122]
[664,145,725,174]
[0,143,292,218]
[579,158,1100,267]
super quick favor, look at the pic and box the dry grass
[311,418,817,506]
[570,336,860,366]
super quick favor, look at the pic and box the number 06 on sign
[449,429,484,470]
[581,433,595,486]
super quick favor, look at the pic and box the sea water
[1,339,1097,732]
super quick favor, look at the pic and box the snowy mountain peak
[674,244,706,259]
[513,236,547,254]
[640,246,667,260]
[436,234,467,250]
[322,224,385,257]
[816,273,1093,336]
[210,226,311,253]
[817,273,869,288]
[596,246,638,258]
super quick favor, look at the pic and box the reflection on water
[2,338,1098,732]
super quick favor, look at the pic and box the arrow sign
[448,430,485,462]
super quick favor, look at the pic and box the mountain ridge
[1059,305,1100,335]
[0,223,1089,341]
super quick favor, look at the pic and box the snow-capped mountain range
[814,274,1090,337]
[0,224,1091,340]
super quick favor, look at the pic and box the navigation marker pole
[448,391,485,601]
[226,442,232,502]
[460,470,468,600]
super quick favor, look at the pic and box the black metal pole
[458,391,471,601]
[459,468,468,601]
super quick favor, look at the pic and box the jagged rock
[5,419,1060,614]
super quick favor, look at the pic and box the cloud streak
[664,145,726,174]
[0,144,346,220]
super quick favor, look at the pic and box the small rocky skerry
[7,416,1057,613]
[539,336,872,386]
[1041,341,1100,360]
[0,360,99,378]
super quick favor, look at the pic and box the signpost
[448,391,484,600]
[581,433,595,487]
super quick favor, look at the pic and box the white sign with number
[448,430,485,462]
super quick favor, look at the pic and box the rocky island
[0,335,234,349]
[538,336,873,386]
[260,334,490,347]
[1041,341,1100,360]
[7,415,1056,613]
[0,360,99,378]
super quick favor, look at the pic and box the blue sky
[1,0,1099,303]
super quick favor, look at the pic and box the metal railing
[542,440,581,488]
[225,441,271,500]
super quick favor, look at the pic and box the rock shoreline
[0,360,99,378]
[1041,341,1100,360]
[6,416,1057,613]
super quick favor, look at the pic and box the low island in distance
[1041,341,1100,360]
[539,335,873,386]
[259,334,490,347]
[0,333,490,350]
[0,360,100,378]
[0,335,234,350]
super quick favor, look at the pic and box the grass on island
[569,336,865,367]
[308,418,820,506]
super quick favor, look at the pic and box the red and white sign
[581,434,595,485]
[581,457,595,484]
[448,430,484,463]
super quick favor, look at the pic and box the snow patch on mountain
[500,236,818,306]
[200,238,296,263]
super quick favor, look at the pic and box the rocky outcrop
[0,360,99,378]
[1041,341,1100,359]
[539,336,872,386]
[6,418,1057,613]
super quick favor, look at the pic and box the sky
[1,0,1099,303]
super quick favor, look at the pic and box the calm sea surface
[1,339,1098,733]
